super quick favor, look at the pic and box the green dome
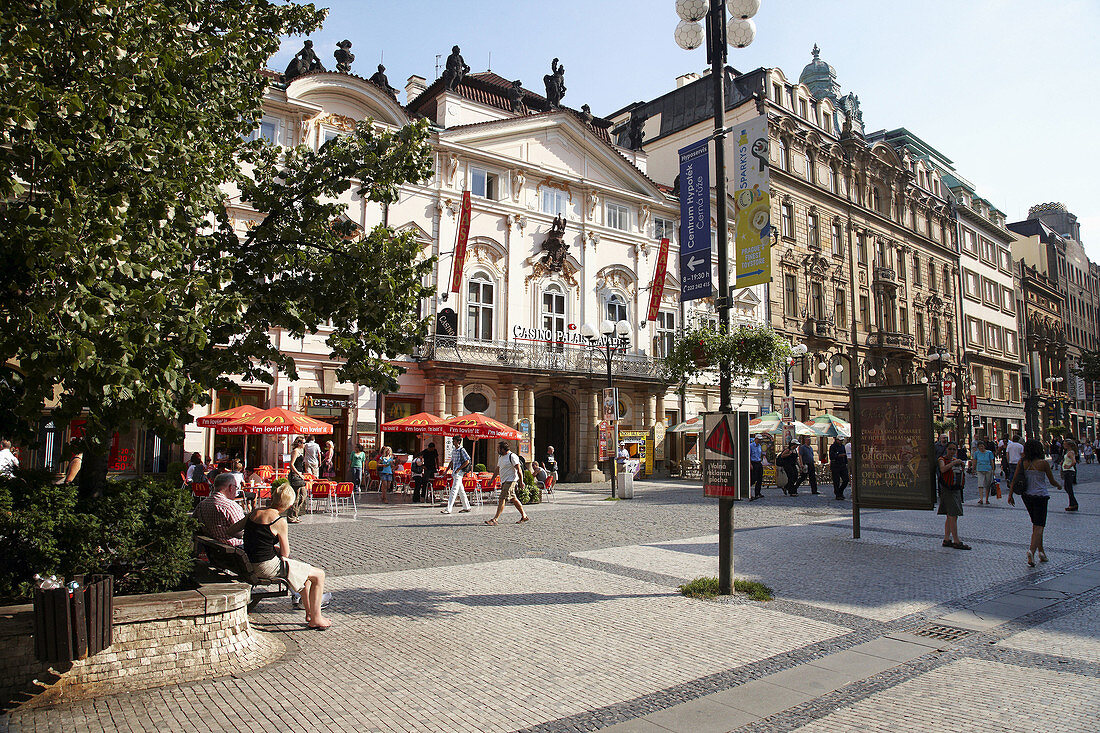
[799,44,840,101]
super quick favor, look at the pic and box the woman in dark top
[776,443,800,496]
[286,437,307,523]
[243,482,331,630]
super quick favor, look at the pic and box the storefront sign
[619,429,654,477]
[384,398,421,423]
[300,394,351,409]
[358,432,377,453]
[852,385,935,510]
[437,308,458,343]
[654,421,667,461]
[732,114,772,288]
[678,138,712,301]
[702,413,749,498]
[646,237,670,323]
[107,432,135,473]
[449,190,472,293]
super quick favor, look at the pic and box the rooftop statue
[370,64,398,98]
[333,39,355,74]
[507,80,525,112]
[442,45,470,91]
[627,109,645,150]
[543,58,566,108]
[284,39,325,81]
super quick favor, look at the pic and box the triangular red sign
[706,416,736,458]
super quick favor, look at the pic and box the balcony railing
[805,317,837,341]
[872,266,898,288]
[422,336,666,381]
[867,331,916,352]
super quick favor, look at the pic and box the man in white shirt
[1005,434,1024,482]
[485,441,530,525]
[303,435,321,477]
[0,440,19,477]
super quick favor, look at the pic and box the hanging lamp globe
[726,0,761,18]
[674,19,705,50]
[675,0,710,22]
[727,17,756,48]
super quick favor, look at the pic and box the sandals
[484,519,497,525]
[952,542,972,550]
[517,516,531,524]
[1038,550,1049,563]
[1027,551,1035,567]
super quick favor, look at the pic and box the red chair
[366,469,381,492]
[462,474,483,506]
[431,475,449,505]
[308,480,333,514]
[255,465,275,481]
[333,482,357,517]
[191,482,210,499]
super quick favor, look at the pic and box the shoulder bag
[1011,461,1029,495]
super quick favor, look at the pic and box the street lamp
[582,319,631,498]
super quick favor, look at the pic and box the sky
[270,0,1100,258]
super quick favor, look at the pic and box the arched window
[806,153,816,184]
[542,284,566,351]
[467,273,494,341]
[606,294,628,324]
[871,187,882,214]
[830,166,840,194]
[830,355,850,387]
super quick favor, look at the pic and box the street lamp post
[675,0,761,597]
[582,319,631,498]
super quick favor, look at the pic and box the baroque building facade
[615,48,963,433]
[184,47,769,480]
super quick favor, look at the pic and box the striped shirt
[193,492,245,547]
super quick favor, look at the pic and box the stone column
[452,382,464,417]
[646,394,657,428]
[581,390,603,481]
[509,384,519,426]
[440,382,451,417]
[525,388,535,420]
[656,392,666,423]
[431,381,446,417]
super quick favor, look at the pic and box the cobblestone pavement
[5,466,1098,732]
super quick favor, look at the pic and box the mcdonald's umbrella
[749,411,815,436]
[440,412,522,440]
[666,415,703,433]
[381,412,447,434]
[804,413,852,438]
[195,404,262,428]
[216,407,333,435]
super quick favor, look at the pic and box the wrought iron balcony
[421,335,666,382]
[867,330,916,353]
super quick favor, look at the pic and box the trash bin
[33,574,113,663]
[616,471,634,499]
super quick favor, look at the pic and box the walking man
[442,436,472,514]
[793,436,819,495]
[749,435,764,500]
[828,436,849,500]
[1005,433,1024,488]
[303,435,321,478]
[485,441,530,525]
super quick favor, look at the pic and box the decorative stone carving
[627,108,645,150]
[543,58,566,108]
[318,113,356,132]
[509,213,527,231]
[333,40,355,74]
[369,64,399,98]
[586,191,599,220]
[585,230,600,250]
[538,215,570,272]
[446,153,459,187]
[639,205,651,233]
[507,80,525,113]
[524,260,578,292]
[440,198,458,218]
[511,169,525,202]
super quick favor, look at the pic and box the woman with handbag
[937,442,970,550]
[1009,438,1062,567]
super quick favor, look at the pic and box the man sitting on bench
[194,472,245,547]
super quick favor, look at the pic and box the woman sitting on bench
[243,482,332,630]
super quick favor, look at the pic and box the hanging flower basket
[663,324,790,387]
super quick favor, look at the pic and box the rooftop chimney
[405,75,427,103]
[676,72,701,88]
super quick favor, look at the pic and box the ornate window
[654,216,675,242]
[541,188,567,216]
[777,138,789,171]
[541,285,566,333]
[806,152,815,184]
[466,273,495,341]
[857,232,867,264]
[834,288,847,325]
[784,274,798,316]
[781,203,793,238]
[831,223,843,256]
[810,281,824,319]
[915,311,925,346]
[807,212,820,248]
[606,293,628,323]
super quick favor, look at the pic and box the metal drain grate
[911,623,973,642]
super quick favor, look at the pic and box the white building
[188,52,769,479]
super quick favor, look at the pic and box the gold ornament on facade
[318,113,356,132]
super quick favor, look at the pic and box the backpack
[517,453,528,475]
[1011,462,1029,495]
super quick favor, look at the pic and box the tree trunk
[77,449,109,503]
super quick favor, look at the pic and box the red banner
[646,237,670,323]
[449,190,472,293]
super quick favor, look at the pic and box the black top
[293,454,305,472]
[422,447,438,473]
[776,452,799,474]
[828,441,847,465]
[243,515,283,564]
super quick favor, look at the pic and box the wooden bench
[194,535,292,611]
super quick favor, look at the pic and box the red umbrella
[381,412,447,434]
[440,413,522,440]
[217,407,333,435]
[196,404,262,428]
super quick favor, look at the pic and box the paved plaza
[5,466,1099,732]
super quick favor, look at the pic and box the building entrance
[535,395,570,481]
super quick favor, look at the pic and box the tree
[1075,350,1100,385]
[0,1,435,497]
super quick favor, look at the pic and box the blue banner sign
[678,138,712,301]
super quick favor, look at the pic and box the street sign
[703,412,749,499]
[732,114,772,288]
[678,138,712,301]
